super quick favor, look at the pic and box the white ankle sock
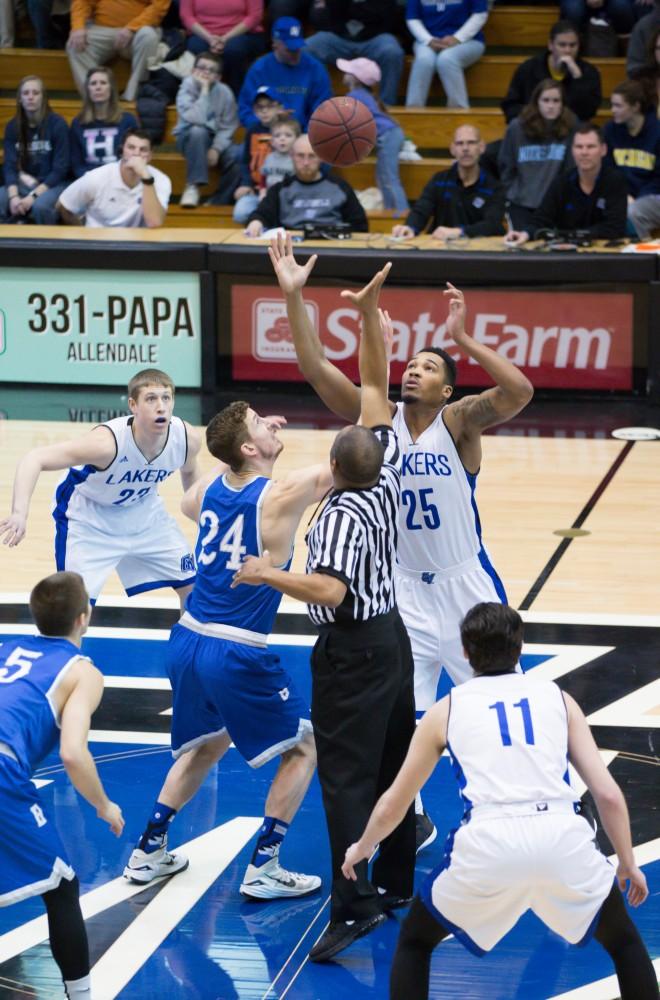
[64,974,91,998]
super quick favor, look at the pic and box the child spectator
[337,57,408,212]
[405,0,489,109]
[498,79,576,232]
[234,113,299,222]
[233,86,284,221]
[0,75,70,225]
[179,0,266,97]
[173,51,240,208]
[70,67,138,178]
[605,78,660,238]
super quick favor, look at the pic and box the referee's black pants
[311,607,416,923]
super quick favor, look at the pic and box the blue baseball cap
[253,85,279,104]
[272,16,306,50]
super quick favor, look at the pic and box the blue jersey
[186,474,292,633]
[0,636,86,774]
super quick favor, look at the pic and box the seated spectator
[505,123,628,244]
[629,24,660,111]
[605,79,660,237]
[70,67,138,178]
[338,57,407,212]
[627,0,660,76]
[238,17,332,130]
[66,0,168,102]
[305,0,404,107]
[233,86,285,220]
[405,0,488,110]
[501,20,601,124]
[392,124,505,240]
[244,132,367,235]
[234,113,299,222]
[560,0,636,33]
[57,127,170,226]
[499,80,576,233]
[179,0,266,97]
[0,75,70,226]
[173,51,239,208]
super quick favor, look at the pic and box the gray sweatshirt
[498,117,573,210]
[173,77,238,153]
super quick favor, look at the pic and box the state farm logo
[253,299,318,362]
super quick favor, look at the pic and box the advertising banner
[0,269,202,387]
[230,285,634,390]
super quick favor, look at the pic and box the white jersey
[447,673,576,813]
[53,415,188,535]
[392,402,492,573]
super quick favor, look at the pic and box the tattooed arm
[441,284,534,472]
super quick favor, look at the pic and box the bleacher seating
[0,5,629,228]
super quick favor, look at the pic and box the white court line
[90,818,261,1000]
[89,730,171,745]
[0,624,315,646]
[0,820,261,967]
[31,779,53,789]
[522,644,614,682]
[587,679,660,728]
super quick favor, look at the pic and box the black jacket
[501,52,601,124]
[405,164,506,237]
[532,165,628,238]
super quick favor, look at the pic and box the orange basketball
[308,96,377,167]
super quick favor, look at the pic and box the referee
[233,260,416,963]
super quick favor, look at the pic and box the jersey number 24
[197,511,246,570]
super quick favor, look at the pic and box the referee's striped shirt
[306,426,401,625]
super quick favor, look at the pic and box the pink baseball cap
[336,57,381,87]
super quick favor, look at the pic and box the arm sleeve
[500,64,526,123]
[179,0,196,31]
[125,0,170,31]
[176,78,210,125]
[304,62,333,126]
[405,173,441,233]
[463,181,506,237]
[211,88,238,151]
[70,120,86,178]
[338,178,368,231]
[43,117,70,187]
[70,0,93,32]
[453,10,488,44]
[3,121,19,186]
[153,170,172,209]
[531,175,563,233]
[238,67,261,128]
[247,181,280,227]
[589,174,628,238]
[497,121,517,191]
[308,508,363,584]
[568,62,601,122]
[58,173,91,215]
[243,0,263,32]
[406,18,432,45]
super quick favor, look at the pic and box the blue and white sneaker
[123,844,189,884]
[240,857,321,900]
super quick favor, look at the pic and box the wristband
[142,176,155,186]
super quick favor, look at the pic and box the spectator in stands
[173,51,239,208]
[70,67,138,178]
[244,132,367,235]
[234,113,299,222]
[238,17,332,129]
[628,4,660,84]
[560,0,636,33]
[504,123,628,244]
[605,79,660,236]
[392,124,505,240]
[66,0,168,102]
[501,20,601,124]
[630,25,660,111]
[0,75,70,225]
[179,0,266,97]
[23,0,70,48]
[233,86,285,220]
[57,127,171,226]
[405,0,488,110]
[305,0,404,107]
[498,79,576,233]
[337,57,408,212]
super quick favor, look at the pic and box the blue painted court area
[0,631,657,999]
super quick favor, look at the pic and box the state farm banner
[230,285,634,390]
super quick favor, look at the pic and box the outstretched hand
[0,513,26,547]
[268,232,318,294]
[379,308,394,361]
[443,282,468,346]
[340,262,392,314]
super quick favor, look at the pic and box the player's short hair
[206,401,251,471]
[460,603,523,674]
[414,347,458,388]
[549,19,579,41]
[573,122,604,143]
[330,425,385,487]
[120,127,153,151]
[127,369,175,401]
[30,572,89,636]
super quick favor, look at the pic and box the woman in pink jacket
[180,0,266,95]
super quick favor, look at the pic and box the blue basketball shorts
[167,623,312,767]
[0,755,75,906]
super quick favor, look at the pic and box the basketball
[308,96,377,167]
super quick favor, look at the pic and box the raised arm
[339,263,393,428]
[179,423,203,492]
[442,282,533,472]
[269,233,362,422]
[0,426,116,547]
[565,692,648,907]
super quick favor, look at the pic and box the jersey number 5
[0,646,42,683]
[197,511,246,570]
[489,698,535,746]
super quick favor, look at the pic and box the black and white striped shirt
[306,426,401,625]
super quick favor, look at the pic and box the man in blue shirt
[238,17,332,130]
